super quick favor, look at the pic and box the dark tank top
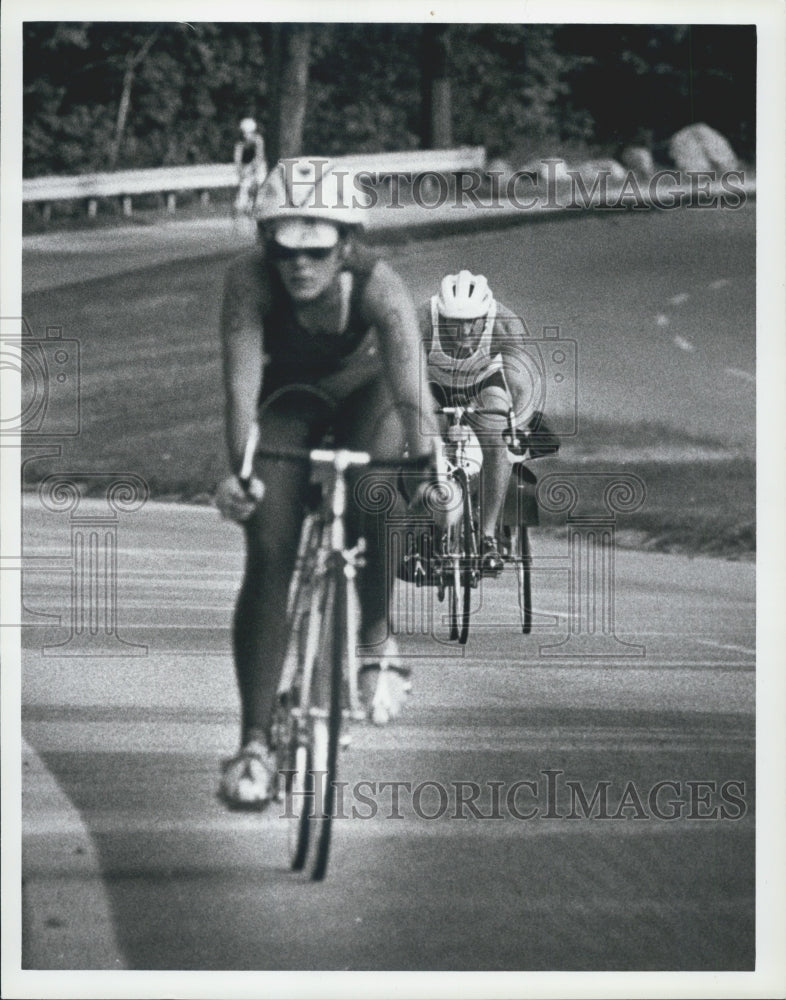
[260,245,379,389]
[240,140,257,165]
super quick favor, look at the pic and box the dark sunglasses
[269,243,336,262]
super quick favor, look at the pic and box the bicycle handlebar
[238,423,433,493]
[251,444,431,470]
[435,404,515,421]
[307,447,371,469]
[436,403,529,455]
[238,422,261,490]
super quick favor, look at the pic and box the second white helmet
[255,158,369,231]
[437,271,494,320]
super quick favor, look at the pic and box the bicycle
[433,404,481,645]
[238,423,422,881]
[412,402,546,643]
[231,163,266,233]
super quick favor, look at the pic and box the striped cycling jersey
[427,295,504,394]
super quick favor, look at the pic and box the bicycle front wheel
[511,523,533,634]
[273,513,323,870]
[444,469,473,644]
[455,468,474,645]
[306,561,345,881]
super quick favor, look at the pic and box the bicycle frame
[242,430,370,881]
[277,448,369,726]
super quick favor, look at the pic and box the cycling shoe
[481,536,504,577]
[219,739,274,810]
[358,662,412,726]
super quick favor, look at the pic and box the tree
[21,23,757,178]
[107,27,161,169]
[420,25,452,148]
[265,24,311,165]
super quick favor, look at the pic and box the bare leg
[335,378,410,652]
[479,439,513,537]
[233,395,329,746]
[472,383,513,538]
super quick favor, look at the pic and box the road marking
[655,313,670,327]
[673,335,695,352]
[709,278,730,290]
[669,293,690,305]
[724,367,755,383]
[694,639,755,656]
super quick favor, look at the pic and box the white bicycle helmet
[240,117,257,134]
[255,158,369,231]
[436,271,494,320]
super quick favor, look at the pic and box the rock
[668,123,739,173]
[536,158,626,185]
[577,158,627,182]
[535,159,572,185]
[621,146,655,178]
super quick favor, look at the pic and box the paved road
[12,201,760,983]
[20,499,755,971]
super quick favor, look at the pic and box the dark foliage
[22,22,755,176]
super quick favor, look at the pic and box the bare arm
[492,306,537,426]
[415,299,433,347]
[220,254,267,473]
[360,262,441,457]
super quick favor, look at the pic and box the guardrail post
[41,203,52,224]
[166,192,176,214]
[122,196,133,217]
[38,474,149,656]
[87,199,98,218]
[536,472,646,657]
[200,191,210,208]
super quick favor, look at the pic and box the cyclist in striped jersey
[419,271,540,575]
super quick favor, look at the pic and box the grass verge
[20,236,754,561]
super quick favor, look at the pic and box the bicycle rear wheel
[447,550,460,641]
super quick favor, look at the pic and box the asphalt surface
[20,499,755,972]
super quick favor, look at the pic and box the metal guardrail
[23,163,239,202]
[22,147,487,217]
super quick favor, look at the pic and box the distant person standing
[234,118,266,216]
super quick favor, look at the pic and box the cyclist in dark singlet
[233,117,266,215]
[216,158,440,807]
